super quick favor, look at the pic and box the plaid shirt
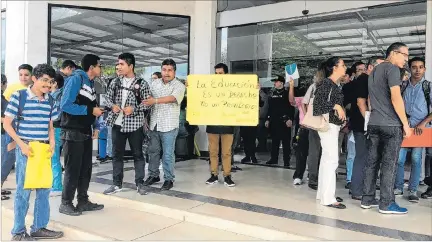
[149,77,185,132]
[105,76,151,132]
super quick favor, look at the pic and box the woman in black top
[313,57,347,209]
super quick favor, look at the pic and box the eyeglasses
[394,50,409,59]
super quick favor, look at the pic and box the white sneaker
[293,178,302,185]
[50,191,62,197]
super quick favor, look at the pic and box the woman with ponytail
[313,57,347,209]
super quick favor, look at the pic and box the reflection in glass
[48,5,190,83]
[221,1,426,89]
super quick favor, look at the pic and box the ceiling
[227,0,427,60]
[49,6,190,67]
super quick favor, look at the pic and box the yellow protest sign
[186,74,259,126]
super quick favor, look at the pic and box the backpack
[400,80,431,115]
[16,89,54,131]
[113,77,145,105]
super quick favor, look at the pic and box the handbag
[301,86,331,132]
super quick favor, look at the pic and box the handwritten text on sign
[186,74,259,126]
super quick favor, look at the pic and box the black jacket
[266,88,294,124]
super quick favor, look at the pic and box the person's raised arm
[288,78,295,106]
[60,75,88,116]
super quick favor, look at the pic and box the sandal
[1,195,10,200]
[336,197,343,202]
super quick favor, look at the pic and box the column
[4,1,48,82]
[189,0,217,152]
[425,0,432,81]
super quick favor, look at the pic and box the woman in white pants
[313,57,347,209]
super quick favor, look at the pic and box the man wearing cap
[265,75,295,167]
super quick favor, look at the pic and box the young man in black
[265,76,295,167]
[103,53,151,195]
[59,54,105,216]
[349,56,384,200]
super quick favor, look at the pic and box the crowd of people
[0,41,431,241]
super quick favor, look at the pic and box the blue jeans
[148,129,179,181]
[13,146,51,235]
[346,132,356,182]
[395,147,423,192]
[107,128,113,157]
[51,128,63,191]
[1,133,15,185]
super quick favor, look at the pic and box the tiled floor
[91,159,432,240]
[1,184,260,241]
[2,157,431,241]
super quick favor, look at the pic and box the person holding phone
[59,54,104,216]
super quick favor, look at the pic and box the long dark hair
[321,57,342,78]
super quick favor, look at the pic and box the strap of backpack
[17,90,28,131]
[422,80,431,115]
[400,81,409,96]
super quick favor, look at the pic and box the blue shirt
[403,77,432,127]
[4,87,59,141]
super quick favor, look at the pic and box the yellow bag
[24,142,53,189]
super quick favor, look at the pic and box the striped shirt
[4,87,59,141]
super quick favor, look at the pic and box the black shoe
[327,203,346,209]
[161,180,174,190]
[240,156,250,164]
[206,175,219,185]
[251,156,258,164]
[2,189,12,195]
[12,232,36,241]
[76,200,104,212]
[376,185,380,190]
[137,183,149,195]
[266,160,277,165]
[351,195,362,201]
[144,176,160,186]
[224,175,236,187]
[99,157,110,164]
[30,228,63,239]
[231,166,242,171]
[59,203,82,216]
[421,187,432,199]
[408,192,419,203]
[308,184,318,190]
[345,182,351,189]
[1,195,10,200]
[283,163,291,168]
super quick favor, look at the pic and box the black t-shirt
[350,73,369,132]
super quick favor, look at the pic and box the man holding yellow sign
[186,70,259,187]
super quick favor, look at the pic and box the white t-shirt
[114,77,135,126]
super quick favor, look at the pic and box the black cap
[271,75,285,83]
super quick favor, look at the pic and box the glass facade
[48,5,190,82]
[218,0,427,88]
[217,0,291,12]
[1,9,5,74]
